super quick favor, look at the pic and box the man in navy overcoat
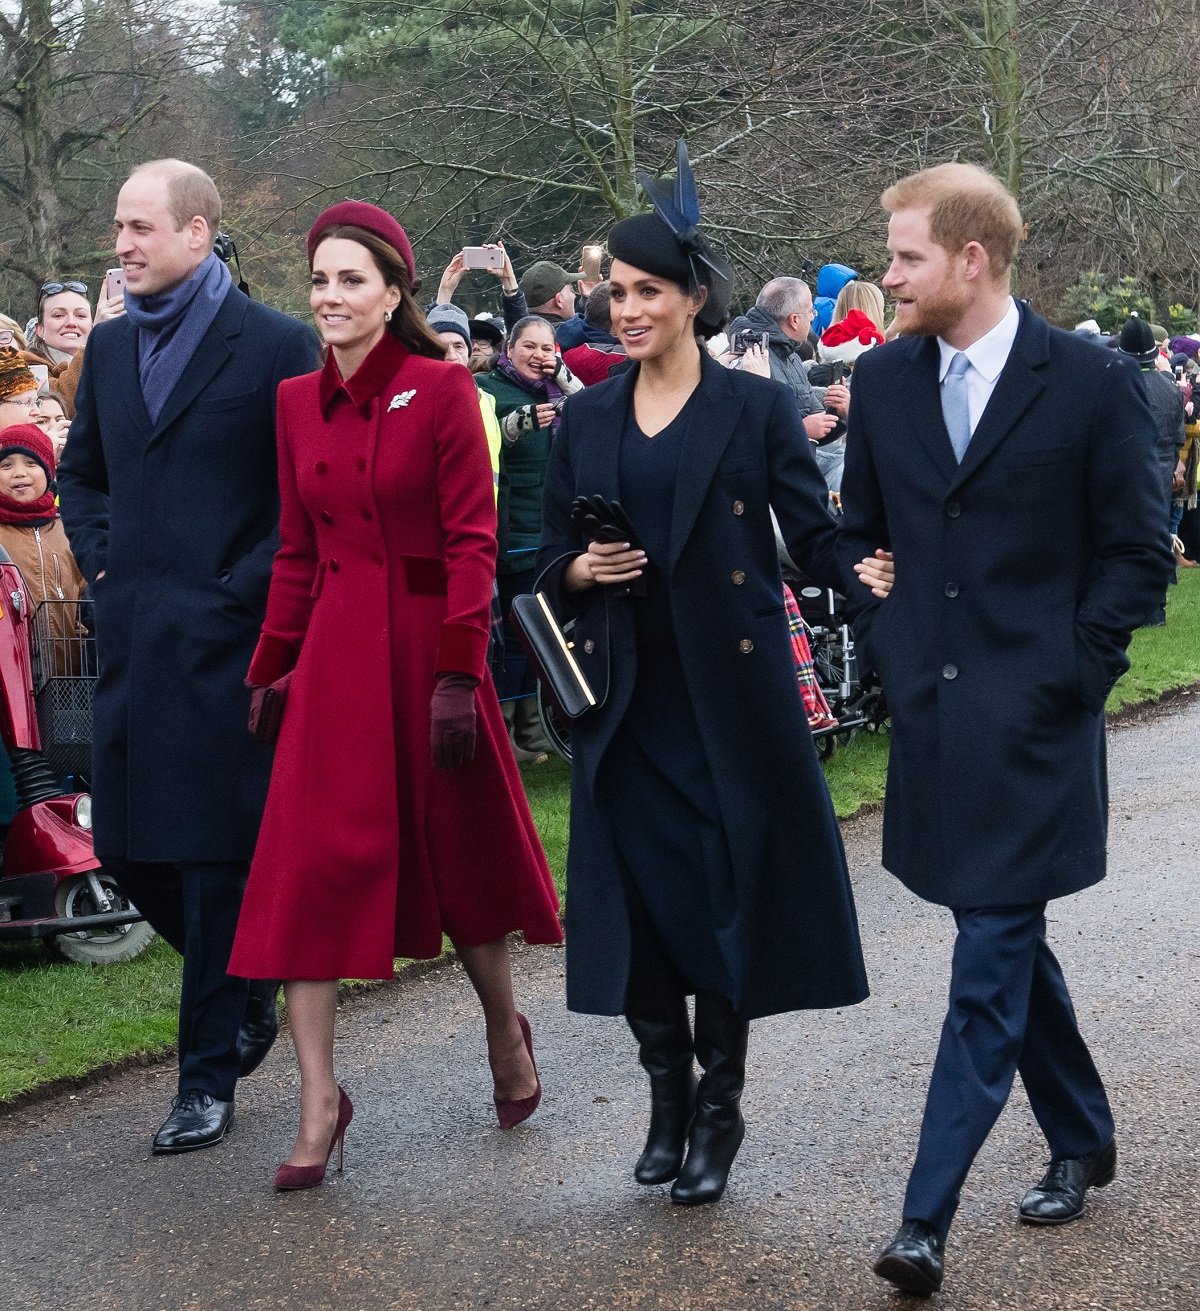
[59,160,319,1153]
[837,162,1172,1296]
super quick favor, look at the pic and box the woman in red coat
[228,202,562,1189]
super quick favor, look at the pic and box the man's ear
[961,240,991,283]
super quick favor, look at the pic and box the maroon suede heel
[494,1013,543,1130]
[273,1087,354,1191]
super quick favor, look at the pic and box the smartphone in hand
[103,267,127,302]
[461,246,504,270]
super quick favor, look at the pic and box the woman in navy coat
[538,147,883,1206]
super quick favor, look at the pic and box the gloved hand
[570,494,642,548]
[550,357,584,394]
[430,672,479,770]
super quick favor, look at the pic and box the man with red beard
[837,163,1171,1295]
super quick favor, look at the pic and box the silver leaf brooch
[387,389,417,412]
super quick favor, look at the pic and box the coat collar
[108,285,246,440]
[897,301,1050,488]
[318,332,411,417]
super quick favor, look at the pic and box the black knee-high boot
[627,1001,697,1185]
[670,991,748,1205]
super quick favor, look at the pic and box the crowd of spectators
[1,236,1193,765]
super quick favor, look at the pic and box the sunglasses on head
[39,280,87,299]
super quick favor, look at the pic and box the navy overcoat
[837,303,1173,909]
[58,287,320,863]
[538,353,870,1020]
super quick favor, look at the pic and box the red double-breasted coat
[228,334,561,981]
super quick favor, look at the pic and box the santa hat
[818,309,885,365]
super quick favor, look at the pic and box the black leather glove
[570,494,642,548]
[430,672,479,770]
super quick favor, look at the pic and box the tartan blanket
[783,583,839,731]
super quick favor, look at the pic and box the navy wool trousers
[903,903,1115,1237]
[107,859,250,1103]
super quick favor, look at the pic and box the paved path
[2,702,1198,1310]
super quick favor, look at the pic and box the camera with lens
[732,329,769,356]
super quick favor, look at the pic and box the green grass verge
[3,571,1197,1103]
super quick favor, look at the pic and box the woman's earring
[384,309,394,323]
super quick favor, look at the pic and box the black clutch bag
[511,590,599,720]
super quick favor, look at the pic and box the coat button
[329,559,340,572]
[739,638,754,653]
[362,508,373,521]
[320,511,333,524]
[315,461,328,475]
[942,663,958,680]
[731,570,746,585]
[583,638,595,654]
[372,554,384,567]
[944,582,959,598]
[732,500,745,516]
[945,500,961,518]
[356,458,367,472]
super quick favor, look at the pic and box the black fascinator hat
[607,140,733,336]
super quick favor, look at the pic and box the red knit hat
[0,422,56,480]
[818,309,885,365]
[306,201,417,285]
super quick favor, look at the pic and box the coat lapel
[901,334,960,485]
[149,287,244,439]
[950,304,1048,488]
[111,317,154,437]
[575,364,635,501]
[667,354,743,569]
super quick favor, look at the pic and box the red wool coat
[228,334,561,981]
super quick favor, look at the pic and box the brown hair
[881,163,1023,281]
[311,224,446,360]
[129,160,221,247]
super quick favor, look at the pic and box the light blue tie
[941,351,972,462]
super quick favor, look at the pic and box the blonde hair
[832,280,886,332]
[0,313,28,350]
[129,159,221,247]
[881,162,1023,280]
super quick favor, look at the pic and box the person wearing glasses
[0,347,42,428]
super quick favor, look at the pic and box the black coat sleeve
[762,382,843,591]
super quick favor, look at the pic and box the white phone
[103,267,126,302]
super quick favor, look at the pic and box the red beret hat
[306,201,416,285]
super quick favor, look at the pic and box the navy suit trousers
[109,859,250,1103]
[903,904,1114,1237]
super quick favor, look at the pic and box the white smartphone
[103,267,126,301]
[461,246,505,270]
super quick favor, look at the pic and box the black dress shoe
[874,1220,945,1297]
[1019,1138,1116,1224]
[237,979,280,1078]
[152,1090,234,1154]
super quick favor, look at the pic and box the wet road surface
[1,701,1197,1310]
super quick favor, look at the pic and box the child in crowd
[0,423,88,673]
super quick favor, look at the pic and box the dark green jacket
[476,368,553,575]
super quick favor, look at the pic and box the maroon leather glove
[430,672,479,770]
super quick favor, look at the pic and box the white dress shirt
[937,298,1020,439]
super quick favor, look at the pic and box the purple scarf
[493,353,566,436]
[124,253,232,422]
